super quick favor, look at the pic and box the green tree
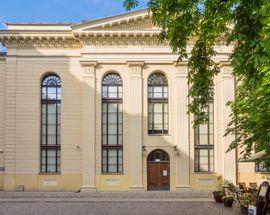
[124,0,270,163]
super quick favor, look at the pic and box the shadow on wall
[0,43,220,192]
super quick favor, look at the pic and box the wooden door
[147,161,170,191]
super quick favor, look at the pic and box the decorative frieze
[0,37,82,49]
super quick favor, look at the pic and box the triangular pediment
[72,9,159,32]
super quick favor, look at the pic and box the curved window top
[102,73,122,99]
[148,73,167,86]
[148,73,168,99]
[147,149,170,162]
[42,74,61,87]
[102,73,122,86]
[41,74,61,101]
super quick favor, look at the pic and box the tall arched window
[148,73,168,134]
[41,74,61,173]
[102,73,123,173]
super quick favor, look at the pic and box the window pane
[154,103,163,113]
[48,114,56,125]
[42,87,47,99]
[108,86,118,98]
[48,104,56,114]
[102,114,107,123]
[108,113,117,123]
[48,124,56,135]
[47,165,56,172]
[108,135,117,145]
[154,113,163,124]
[199,124,208,134]
[47,135,56,145]
[153,86,163,98]
[47,87,57,100]
[108,103,118,113]
[102,86,107,98]
[108,165,117,172]
[108,124,117,134]
[102,135,107,145]
[199,135,208,145]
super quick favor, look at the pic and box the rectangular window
[255,162,270,172]
[194,103,214,172]
[148,102,168,134]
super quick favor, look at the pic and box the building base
[80,185,96,192]
[175,185,192,192]
[129,185,145,192]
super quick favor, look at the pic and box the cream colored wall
[2,51,84,190]
[0,57,5,190]
[0,29,263,191]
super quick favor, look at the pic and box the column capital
[127,61,144,77]
[219,61,233,78]
[173,61,188,78]
[80,60,98,77]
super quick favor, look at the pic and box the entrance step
[0,191,213,202]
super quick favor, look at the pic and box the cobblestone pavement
[0,192,239,215]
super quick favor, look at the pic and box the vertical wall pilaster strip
[0,57,6,176]
[127,61,144,191]
[4,56,17,190]
[80,60,97,192]
[220,62,236,183]
[174,62,191,190]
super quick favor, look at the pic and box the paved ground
[0,192,239,215]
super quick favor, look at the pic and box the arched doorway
[147,149,170,191]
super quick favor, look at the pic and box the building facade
[0,9,269,191]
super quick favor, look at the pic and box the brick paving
[0,191,239,215]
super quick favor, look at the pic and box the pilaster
[4,57,17,190]
[127,61,145,191]
[80,60,98,192]
[219,61,236,184]
[174,62,191,191]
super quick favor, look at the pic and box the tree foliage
[124,0,270,162]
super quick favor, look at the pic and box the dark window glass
[148,73,168,134]
[102,73,123,173]
[194,103,214,172]
[41,74,61,173]
[255,162,270,172]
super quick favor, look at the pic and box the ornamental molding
[127,61,145,77]
[173,61,188,77]
[0,36,82,49]
[80,60,98,77]
[219,61,233,77]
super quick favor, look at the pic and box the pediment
[72,9,159,32]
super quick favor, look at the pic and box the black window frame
[194,102,214,173]
[40,74,61,173]
[255,162,270,172]
[148,73,169,135]
[102,73,123,173]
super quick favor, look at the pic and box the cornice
[0,35,82,49]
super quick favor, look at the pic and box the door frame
[147,149,170,191]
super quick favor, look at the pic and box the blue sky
[0,0,148,29]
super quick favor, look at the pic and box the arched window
[41,74,61,173]
[148,73,168,134]
[102,73,123,173]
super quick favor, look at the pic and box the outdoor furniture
[239,182,247,192]
[249,183,257,189]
